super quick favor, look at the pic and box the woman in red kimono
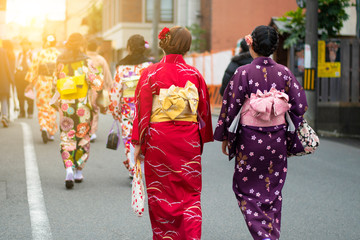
[132,26,213,240]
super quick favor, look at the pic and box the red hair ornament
[158,27,170,40]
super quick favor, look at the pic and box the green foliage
[278,0,353,48]
[318,0,351,39]
[82,3,103,35]
[278,8,306,49]
[186,23,207,52]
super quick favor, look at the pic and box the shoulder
[273,62,293,76]
[145,61,161,71]
[234,62,253,75]
[97,54,109,67]
[136,61,153,69]
[177,62,202,76]
[96,54,106,62]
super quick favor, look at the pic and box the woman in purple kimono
[214,26,308,240]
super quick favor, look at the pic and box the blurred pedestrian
[132,26,214,239]
[214,25,308,240]
[219,38,253,96]
[0,40,15,127]
[15,38,34,118]
[2,40,16,74]
[86,38,113,143]
[54,33,104,189]
[109,34,153,174]
[25,35,61,143]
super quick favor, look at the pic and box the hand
[51,103,59,111]
[25,84,33,93]
[135,159,142,178]
[222,140,229,156]
[99,106,108,114]
[134,144,144,163]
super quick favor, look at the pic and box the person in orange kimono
[132,26,213,240]
[54,33,103,189]
[25,35,60,143]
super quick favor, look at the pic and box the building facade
[200,0,299,52]
[102,0,201,63]
[65,0,102,38]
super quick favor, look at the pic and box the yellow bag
[57,74,88,100]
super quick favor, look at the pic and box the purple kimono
[214,57,307,240]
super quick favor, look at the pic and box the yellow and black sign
[318,40,341,78]
[303,68,316,91]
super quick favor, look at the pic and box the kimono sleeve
[196,70,214,147]
[285,69,308,128]
[284,69,309,155]
[214,67,248,142]
[101,57,113,90]
[131,66,153,151]
[25,51,40,83]
[86,59,103,91]
[109,66,124,121]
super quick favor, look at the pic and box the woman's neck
[249,46,261,59]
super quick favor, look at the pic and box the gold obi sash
[122,75,140,98]
[150,81,199,122]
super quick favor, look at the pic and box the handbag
[96,90,110,113]
[106,120,120,150]
[38,62,56,76]
[131,159,145,217]
[287,119,320,157]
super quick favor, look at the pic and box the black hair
[251,25,278,57]
[127,34,146,54]
[240,38,249,52]
[87,38,99,51]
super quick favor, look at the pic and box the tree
[186,23,207,53]
[82,3,103,35]
[278,0,354,48]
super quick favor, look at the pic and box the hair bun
[251,26,278,57]
[159,26,192,55]
[127,34,146,54]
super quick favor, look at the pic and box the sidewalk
[211,106,221,116]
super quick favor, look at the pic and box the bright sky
[6,0,66,26]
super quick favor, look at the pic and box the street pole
[304,0,318,130]
[357,0,360,38]
[152,0,161,61]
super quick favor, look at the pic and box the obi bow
[159,81,199,120]
[246,87,291,121]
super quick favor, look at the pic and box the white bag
[131,160,145,217]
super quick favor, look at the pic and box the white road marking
[21,122,52,240]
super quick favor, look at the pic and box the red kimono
[132,54,213,240]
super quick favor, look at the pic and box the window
[146,0,174,23]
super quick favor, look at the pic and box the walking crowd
[0,24,319,240]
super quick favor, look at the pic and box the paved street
[0,113,360,240]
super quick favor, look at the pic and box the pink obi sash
[240,87,291,127]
